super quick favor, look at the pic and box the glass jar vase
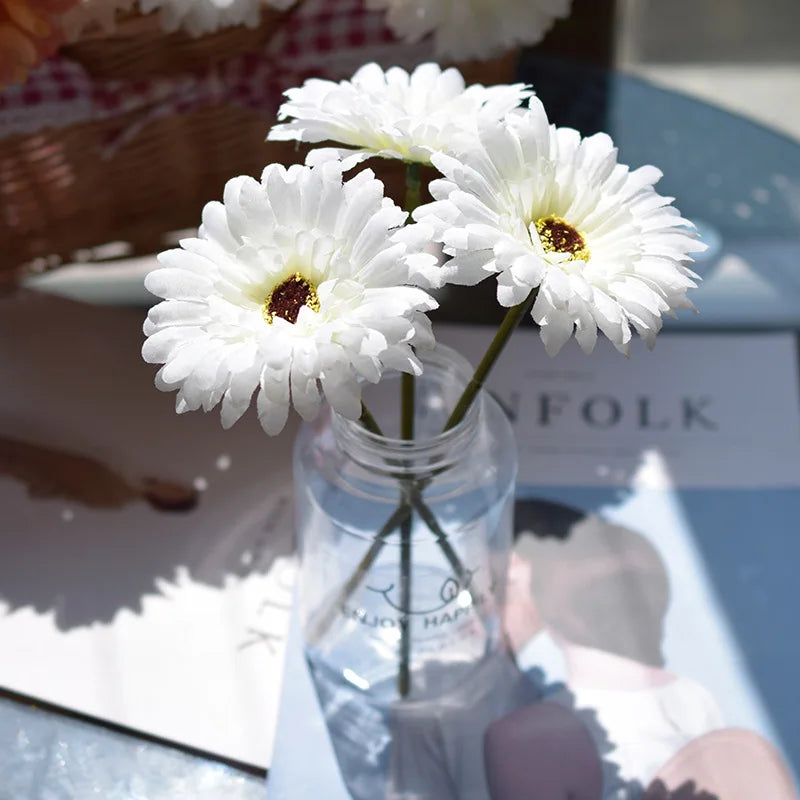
[293,345,526,798]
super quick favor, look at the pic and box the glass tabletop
[0,695,264,800]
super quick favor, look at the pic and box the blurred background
[616,0,800,142]
[1,0,798,305]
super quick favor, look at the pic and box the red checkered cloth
[0,0,433,147]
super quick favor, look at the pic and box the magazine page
[268,324,800,799]
[0,291,297,770]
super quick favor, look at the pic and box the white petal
[539,311,574,357]
[159,339,213,384]
[290,356,322,421]
[256,387,290,435]
[320,372,362,420]
[146,299,210,329]
[496,271,531,307]
[221,364,260,429]
[573,310,598,353]
[145,268,214,301]
[142,326,202,364]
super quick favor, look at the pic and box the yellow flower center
[263,273,320,324]
[535,216,590,262]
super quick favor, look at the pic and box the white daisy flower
[365,0,572,61]
[138,0,296,37]
[142,162,439,435]
[414,99,704,356]
[268,62,531,169]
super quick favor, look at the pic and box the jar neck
[331,345,481,480]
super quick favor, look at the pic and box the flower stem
[305,501,412,646]
[359,404,486,607]
[404,162,422,215]
[358,394,480,692]
[397,162,422,697]
[359,404,382,435]
[400,373,415,440]
[399,373,414,696]
[398,494,412,697]
[444,288,538,431]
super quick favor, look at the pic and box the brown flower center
[263,273,320,324]
[535,216,590,262]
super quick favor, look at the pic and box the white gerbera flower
[142,162,439,435]
[366,0,572,61]
[138,0,296,37]
[414,100,704,356]
[268,62,531,169]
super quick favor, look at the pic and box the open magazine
[268,324,800,798]
[0,291,297,770]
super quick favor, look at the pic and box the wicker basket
[0,3,518,290]
[0,5,295,288]
[61,6,285,80]
[2,106,304,270]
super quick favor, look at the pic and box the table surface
[0,695,265,800]
[2,56,800,799]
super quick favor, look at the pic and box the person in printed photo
[485,499,797,800]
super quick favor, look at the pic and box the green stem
[359,403,382,435]
[398,369,414,694]
[305,502,412,646]
[406,489,480,601]
[398,509,412,697]
[404,162,422,216]
[400,160,421,446]
[400,373,415,440]
[444,288,538,431]
[397,162,422,696]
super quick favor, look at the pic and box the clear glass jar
[294,344,517,700]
